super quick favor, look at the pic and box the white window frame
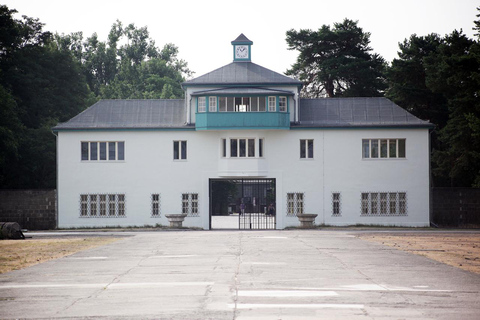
[362,139,406,159]
[225,138,262,158]
[79,193,126,218]
[300,139,314,159]
[209,96,217,112]
[286,192,304,216]
[360,192,407,216]
[268,96,276,112]
[198,97,206,113]
[182,193,199,217]
[173,140,187,160]
[151,194,160,217]
[332,192,341,216]
[81,141,125,162]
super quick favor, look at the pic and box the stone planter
[165,214,188,228]
[296,213,318,228]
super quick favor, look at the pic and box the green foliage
[286,19,387,98]
[0,5,92,188]
[0,5,191,189]
[55,20,191,100]
[387,17,480,187]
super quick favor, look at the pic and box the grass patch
[0,237,121,274]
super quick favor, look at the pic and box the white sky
[4,0,478,78]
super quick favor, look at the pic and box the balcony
[196,112,290,130]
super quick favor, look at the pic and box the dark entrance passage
[209,179,276,230]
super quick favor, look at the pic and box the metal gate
[210,178,276,230]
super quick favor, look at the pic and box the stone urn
[165,214,188,228]
[296,213,318,228]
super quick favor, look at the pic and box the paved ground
[1,230,479,319]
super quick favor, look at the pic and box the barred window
[81,142,125,161]
[151,194,160,217]
[182,193,199,217]
[361,192,407,215]
[332,192,341,216]
[79,194,126,217]
[287,192,304,216]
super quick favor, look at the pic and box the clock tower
[232,34,253,62]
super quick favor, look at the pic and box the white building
[53,34,433,230]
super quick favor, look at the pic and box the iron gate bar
[210,178,276,230]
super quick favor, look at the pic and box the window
[279,96,287,112]
[332,193,341,216]
[209,97,217,112]
[287,192,304,216]
[151,194,160,217]
[79,194,126,217]
[223,138,264,158]
[173,140,187,160]
[198,97,206,112]
[182,193,199,217]
[300,139,314,159]
[268,96,276,112]
[360,192,407,215]
[81,141,125,161]
[362,139,406,159]
[99,195,107,216]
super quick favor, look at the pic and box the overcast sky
[4,0,478,78]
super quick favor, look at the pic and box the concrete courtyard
[1,230,479,319]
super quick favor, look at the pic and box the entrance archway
[209,179,276,230]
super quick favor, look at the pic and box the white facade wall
[57,127,430,229]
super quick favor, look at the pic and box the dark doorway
[209,179,276,230]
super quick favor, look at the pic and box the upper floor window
[268,96,276,112]
[173,140,187,160]
[300,139,314,159]
[362,139,406,159]
[81,141,124,161]
[198,97,206,113]
[222,138,264,158]
[279,96,287,112]
[209,97,217,112]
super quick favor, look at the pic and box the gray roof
[231,34,253,44]
[53,99,187,130]
[183,62,302,87]
[297,97,433,128]
[190,87,295,96]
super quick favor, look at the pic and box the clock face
[235,45,249,59]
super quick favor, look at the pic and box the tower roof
[231,33,253,45]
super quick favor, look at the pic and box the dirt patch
[358,232,480,274]
[0,237,121,274]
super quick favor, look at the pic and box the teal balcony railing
[195,112,290,130]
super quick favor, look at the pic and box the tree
[56,21,191,100]
[286,19,387,98]
[0,5,93,188]
[428,30,480,187]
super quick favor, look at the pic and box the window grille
[151,194,160,217]
[286,192,304,216]
[79,194,126,218]
[360,192,407,216]
[332,192,341,216]
[182,193,199,217]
